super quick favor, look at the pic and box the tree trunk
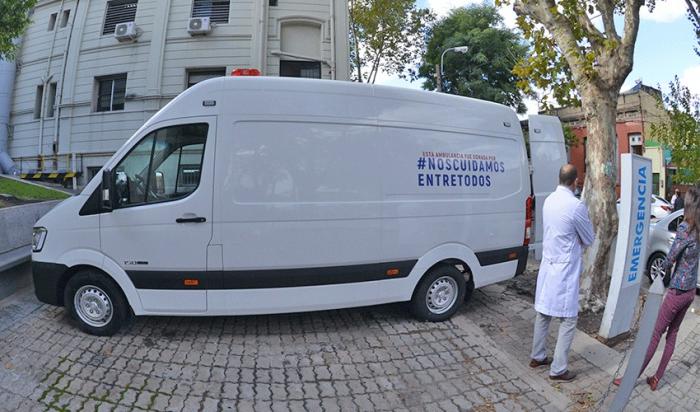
[578,85,620,312]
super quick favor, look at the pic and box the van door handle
[176,216,207,223]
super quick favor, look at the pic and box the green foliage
[650,77,700,184]
[415,5,530,113]
[0,0,37,60]
[562,124,579,148]
[349,0,434,83]
[496,0,646,110]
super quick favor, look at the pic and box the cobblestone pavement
[469,266,700,412]
[0,281,569,412]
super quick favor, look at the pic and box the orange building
[549,83,671,198]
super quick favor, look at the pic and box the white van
[32,76,554,336]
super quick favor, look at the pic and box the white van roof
[147,76,522,138]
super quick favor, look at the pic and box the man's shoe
[550,370,577,382]
[529,358,552,368]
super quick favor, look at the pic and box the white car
[646,209,699,292]
[617,194,673,221]
[651,195,673,219]
[31,76,565,335]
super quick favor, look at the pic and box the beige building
[4,0,349,185]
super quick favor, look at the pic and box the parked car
[646,209,699,291]
[651,195,673,219]
[616,194,673,221]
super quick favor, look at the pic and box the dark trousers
[640,288,695,381]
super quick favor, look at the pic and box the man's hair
[559,164,577,186]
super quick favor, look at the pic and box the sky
[375,0,700,115]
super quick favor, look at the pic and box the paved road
[0,264,568,412]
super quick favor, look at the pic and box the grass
[0,176,70,203]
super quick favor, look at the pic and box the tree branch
[595,0,619,41]
[686,0,700,26]
[575,6,605,48]
[513,0,589,84]
[615,0,643,86]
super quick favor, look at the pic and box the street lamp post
[437,46,469,92]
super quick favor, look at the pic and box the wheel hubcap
[74,285,113,328]
[426,276,458,315]
[650,257,666,280]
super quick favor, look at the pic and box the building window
[191,0,230,24]
[60,10,71,28]
[280,61,321,79]
[34,85,44,119]
[46,83,57,118]
[270,0,278,6]
[103,0,138,35]
[653,173,660,196]
[186,68,226,88]
[96,74,127,112]
[48,13,57,31]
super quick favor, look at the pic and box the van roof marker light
[231,68,261,77]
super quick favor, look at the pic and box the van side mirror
[101,169,113,211]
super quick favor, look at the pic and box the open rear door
[528,115,567,260]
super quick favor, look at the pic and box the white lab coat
[534,186,595,318]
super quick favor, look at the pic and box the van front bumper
[32,261,68,306]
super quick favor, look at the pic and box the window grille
[192,0,230,23]
[103,0,138,35]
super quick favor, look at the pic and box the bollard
[609,276,665,411]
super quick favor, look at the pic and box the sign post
[609,276,665,411]
[599,154,653,340]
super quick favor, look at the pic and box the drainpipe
[38,0,66,165]
[52,0,80,168]
[329,0,336,80]
[258,0,268,74]
[0,48,18,174]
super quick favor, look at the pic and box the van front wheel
[411,265,465,322]
[64,270,130,336]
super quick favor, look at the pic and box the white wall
[10,0,349,181]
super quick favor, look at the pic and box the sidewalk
[468,264,700,411]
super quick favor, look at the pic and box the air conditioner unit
[114,22,138,42]
[188,17,212,35]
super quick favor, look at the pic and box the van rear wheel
[64,270,130,336]
[411,265,466,322]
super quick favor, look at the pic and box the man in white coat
[529,164,595,382]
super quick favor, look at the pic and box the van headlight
[32,227,47,252]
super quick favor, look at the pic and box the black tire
[411,264,466,322]
[646,252,666,283]
[464,272,475,303]
[64,270,131,336]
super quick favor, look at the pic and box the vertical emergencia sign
[599,154,653,340]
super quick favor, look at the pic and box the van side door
[100,117,216,313]
[528,115,567,260]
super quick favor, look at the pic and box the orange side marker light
[386,269,400,277]
[184,279,200,286]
